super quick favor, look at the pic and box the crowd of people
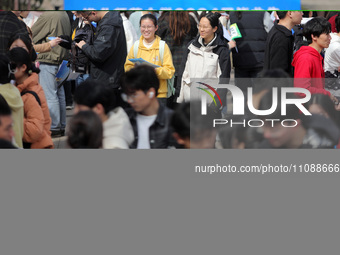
[1,10,340,149]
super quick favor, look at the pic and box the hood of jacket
[0,83,24,112]
[192,33,229,51]
[103,106,134,149]
[292,46,323,68]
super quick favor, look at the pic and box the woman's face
[198,17,217,41]
[140,18,157,42]
[10,39,29,52]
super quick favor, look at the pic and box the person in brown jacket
[9,47,54,149]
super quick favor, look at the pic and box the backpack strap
[133,40,139,58]
[159,40,165,65]
[21,90,41,106]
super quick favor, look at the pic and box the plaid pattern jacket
[0,11,29,57]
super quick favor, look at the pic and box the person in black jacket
[264,11,303,76]
[229,11,273,95]
[121,65,178,149]
[76,11,127,90]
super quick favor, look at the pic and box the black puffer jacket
[229,11,268,69]
[82,11,127,88]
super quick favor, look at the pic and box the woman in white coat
[177,12,236,105]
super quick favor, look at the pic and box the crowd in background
[1,10,340,149]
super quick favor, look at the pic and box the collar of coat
[192,33,229,49]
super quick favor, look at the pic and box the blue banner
[65,0,301,10]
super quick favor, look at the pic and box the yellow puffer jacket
[125,35,175,98]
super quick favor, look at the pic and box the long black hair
[67,110,103,149]
[8,33,37,62]
[199,12,224,38]
[9,47,40,75]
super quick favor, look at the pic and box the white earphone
[148,92,154,98]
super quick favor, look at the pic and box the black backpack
[71,22,95,74]
[21,90,41,106]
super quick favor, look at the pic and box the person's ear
[14,64,27,75]
[311,34,318,42]
[148,91,154,98]
[93,103,105,116]
[20,64,27,73]
[147,88,156,98]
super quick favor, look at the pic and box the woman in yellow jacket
[124,14,175,106]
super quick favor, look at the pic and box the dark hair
[303,17,331,44]
[218,117,252,149]
[171,102,190,139]
[305,93,340,128]
[121,65,159,96]
[140,13,157,27]
[9,47,40,75]
[0,55,12,84]
[254,69,293,94]
[171,101,220,143]
[0,94,11,121]
[8,33,37,62]
[73,79,117,114]
[199,12,221,29]
[67,110,103,149]
[199,12,223,38]
[335,14,340,33]
[276,11,288,20]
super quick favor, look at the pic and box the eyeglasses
[121,92,140,103]
[82,12,93,20]
[197,25,212,30]
[140,25,155,30]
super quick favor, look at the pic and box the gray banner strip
[1,149,340,255]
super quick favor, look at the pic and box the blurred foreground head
[171,101,220,149]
